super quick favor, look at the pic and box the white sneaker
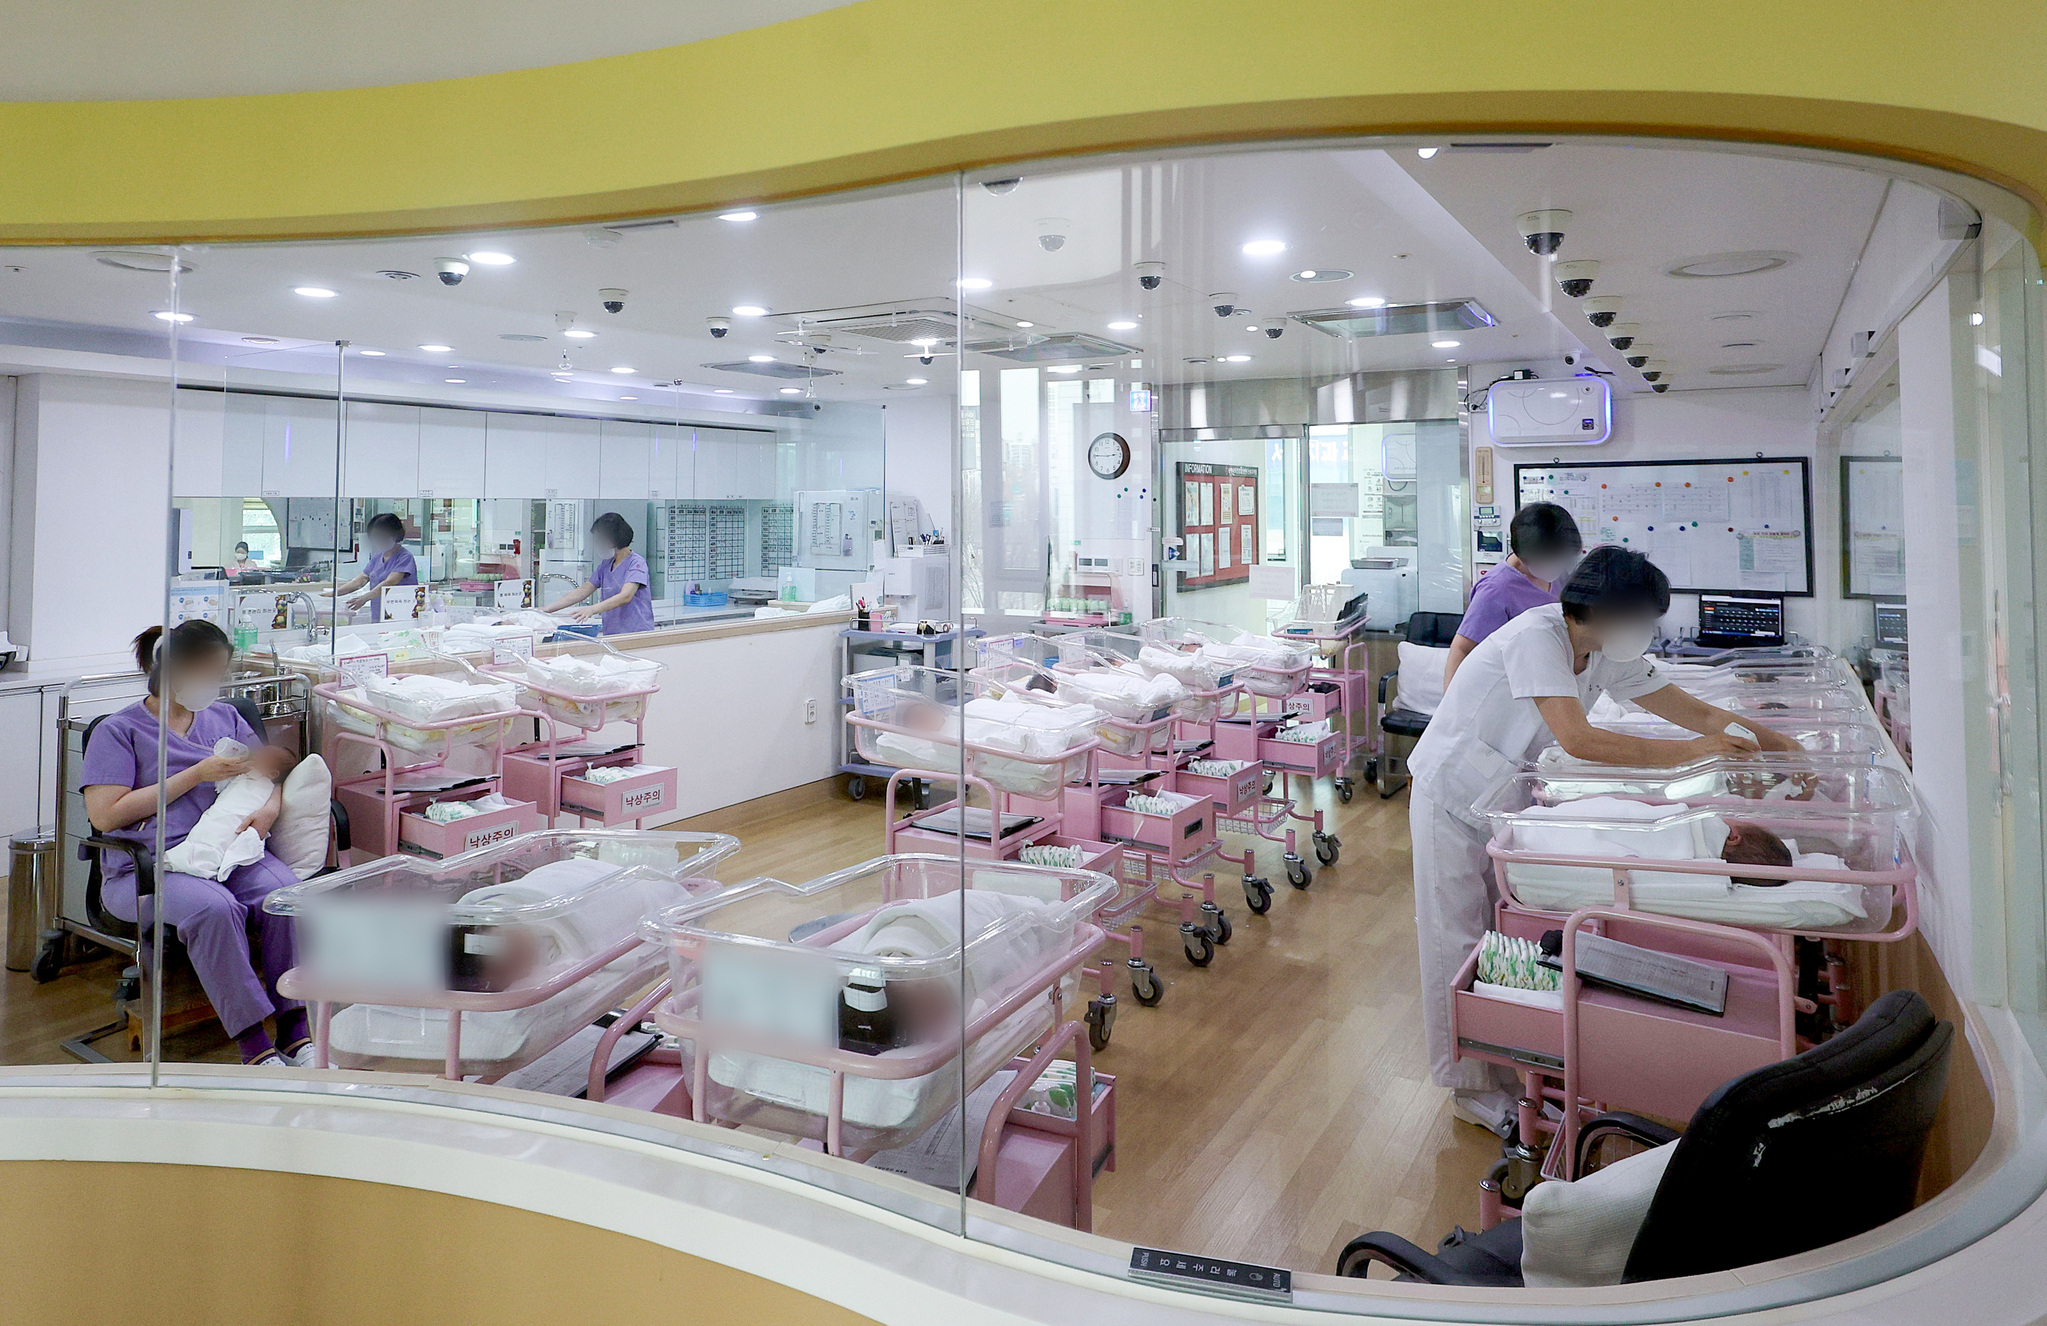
[283,1041,319,1069]
[1451,1089,1517,1139]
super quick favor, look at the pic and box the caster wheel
[1209,911,1233,945]
[1130,962,1164,1006]
[1337,778,1355,804]
[1315,832,1340,866]
[30,935,64,984]
[1263,773,1276,796]
[1364,758,1380,783]
[1285,854,1313,889]
[1085,997,1116,1052]
[1242,877,1273,914]
[846,775,867,801]
[1183,933,1215,967]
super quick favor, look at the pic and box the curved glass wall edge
[0,128,2034,1321]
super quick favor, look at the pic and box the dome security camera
[1515,209,1573,257]
[919,354,934,366]
[1624,343,1656,369]
[1553,260,1600,299]
[982,177,1021,195]
[1035,218,1070,252]
[1651,381,1672,393]
[434,258,469,286]
[1582,296,1624,328]
[1135,261,1166,291]
[1210,292,1239,318]
[707,317,730,338]
[600,288,628,314]
[1605,321,1641,351]
[1264,324,1284,339]
[1640,359,1669,383]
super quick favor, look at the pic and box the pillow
[272,755,333,880]
[1519,1140,1676,1288]
[1394,641,1453,716]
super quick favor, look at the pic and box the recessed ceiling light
[1183,356,1212,365]
[1347,296,1387,308]
[241,336,279,344]
[620,395,638,400]
[719,210,758,222]
[778,387,803,394]
[1667,251,1795,279]
[1971,312,1986,326]
[1290,268,1354,283]
[1047,365,1082,374]
[1245,325,1261,332]
[563,329,595,339]
[957,277,994,290]
[906,377,928,385]
[419,344,452,353]
[1416,147,1440,159]
[1015,320,1034,328]
[465,251,515,266]
[748,354,776,363]
[1432,339,1461,349]
[444,378,466,384]
[294,287,337,298]
[357,349,385,356]
[1107,320,1137,331]
[714,388,734,394]
[152,310,194,323]
[1223,354,1251,363]
[731,305,767,317]
[1241,240,1288,257]
[610,366,634,374]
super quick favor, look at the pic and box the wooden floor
[0,771,1500,1274]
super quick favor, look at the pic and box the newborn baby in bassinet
[1719,820,1794,885]
[162,739,332,882]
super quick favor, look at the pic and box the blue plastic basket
[552,622,603,640]
[683,592,729,607]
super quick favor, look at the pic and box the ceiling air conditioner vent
[701,360,842,380]
[1293,299,1497,340]
[969,332,1140,362]
[771,303,1012,347]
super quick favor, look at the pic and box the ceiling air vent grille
[969,332,1140,362]
[1293,299,1496,340]
[701,360,842,380]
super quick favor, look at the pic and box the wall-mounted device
[1874,599,1909,649]
[794,489,883,571]
[1697,593,1786,649]
[1487,377,1612,446]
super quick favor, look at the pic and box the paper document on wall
[1310,482,1360,517]
[1247,564,1295,599]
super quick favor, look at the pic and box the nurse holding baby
[80,621,312,1066]
[1406,546,1803,1136]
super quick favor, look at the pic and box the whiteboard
[1514,457,1814,596]
[1841,454,1906,599]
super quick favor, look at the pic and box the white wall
[1471,374,1820,636]
[881,393,954,541]
[13,374,173,673]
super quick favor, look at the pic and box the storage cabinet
[599,419,653,499]
[417,407,487,497]
[343,401,421,497]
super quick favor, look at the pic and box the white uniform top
[1409,603,1668,825]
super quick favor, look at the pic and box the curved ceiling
[0,0,859,100]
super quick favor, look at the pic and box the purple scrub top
[79,700,261,887]
[360,544,419,623]
[591,550,655,636]
[1458,561,1558,646]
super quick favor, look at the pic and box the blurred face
[166,646,232,711]
[1522,548,1581,584]
[1592,614,1659,662]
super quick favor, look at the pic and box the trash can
[8,834,57,973]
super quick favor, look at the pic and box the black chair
[1336,989,1954,1286]
[1371,611,1464,799]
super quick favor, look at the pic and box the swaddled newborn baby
[1720,820,1794,886]
[161,739,294,881]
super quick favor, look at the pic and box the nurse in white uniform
[1407,546,1801,1135]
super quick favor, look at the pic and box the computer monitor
[1874,600,1909,649]
[1696,593,1786,648]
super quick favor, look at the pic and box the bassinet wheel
[1242,876,1273,915]
[1209,910,1233,945]
[1130,962,1163,1006]
[1086,997,1116,1052]
[1183,933,1215,967]
[30,934,64,984]
[845,774,867,800]
[1285,853,1313,889]
[1336,777,1355,804]
[1314,832,1340,866]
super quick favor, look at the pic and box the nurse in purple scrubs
[80,622,312,1066]
[541,511,656,636]
[1442,501,1584,688]
[329,511,418,623]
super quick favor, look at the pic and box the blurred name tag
[301,894,447,991]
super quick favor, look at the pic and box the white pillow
[1395,641,1453,716]
[272,755,333,880]
[1519,1140,1676,1288]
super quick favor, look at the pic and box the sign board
[463,820,521,853]
[1246,564,1295,600]
[381,584,428,622]
[1309,482,1361,517]
[337,652,390,686]
[494,578,534,611]
[490,634,538,665]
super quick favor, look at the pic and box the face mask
[1524,556,1577,585]
[172,679,222,711]
[1598,621,1658,663]
[592,542,615,558]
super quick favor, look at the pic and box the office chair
[1336,989,1953,1286]
[1372,611,1464,799]
[65,699,350,1060]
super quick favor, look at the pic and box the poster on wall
[1176,462,1259,589]
[1841,455,1906,599]
[1514,456,1815,596]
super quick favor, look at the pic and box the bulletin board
[1514,456,1814,596]
[1841,454,1906,599]
[1176,462,1259,590]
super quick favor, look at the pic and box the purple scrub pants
[103,852,301,1039]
